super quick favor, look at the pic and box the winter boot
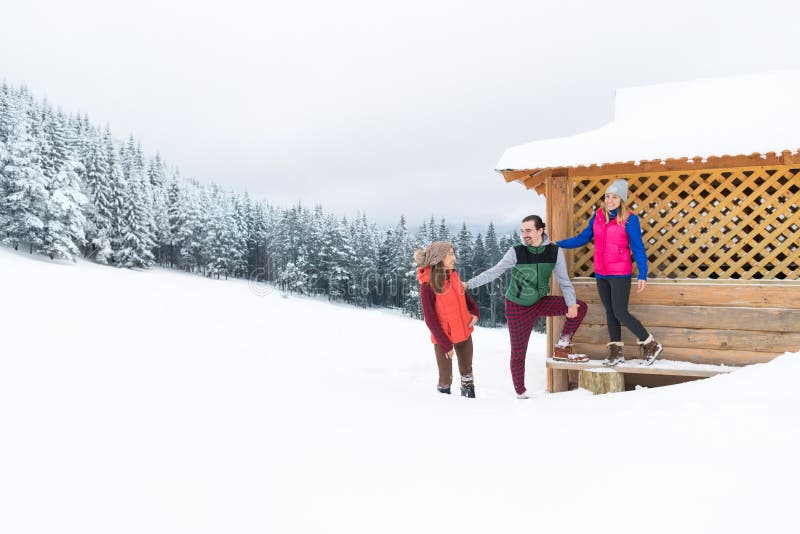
[602,341,625,366]
[639,334,663,366]
[437,385,451,395]
[552,344,589,362]
[460,384,476,398]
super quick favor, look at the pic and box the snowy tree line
[0,83,534,328]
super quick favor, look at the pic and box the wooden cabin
[496,71,800,392]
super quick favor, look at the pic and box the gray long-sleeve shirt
[464,234,577,307]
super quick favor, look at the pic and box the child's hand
[468,315,478,328]
[637,279,647,293]
[445,349,455,359]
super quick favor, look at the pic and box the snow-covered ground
[1,246,798,534]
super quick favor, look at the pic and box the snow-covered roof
[497,70,800,171]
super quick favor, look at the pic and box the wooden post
[545,169,572,380]
[552,369,570,392]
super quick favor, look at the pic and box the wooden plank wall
[571,280,800,365]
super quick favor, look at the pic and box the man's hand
[637,279,647,293]
[445,349,454,359]
[566,304,578,318]
[468,315,478,328]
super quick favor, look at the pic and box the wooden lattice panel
[570,166,800,280]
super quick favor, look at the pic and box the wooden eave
[498,148,800,196]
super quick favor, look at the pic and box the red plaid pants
[505,297,587,394]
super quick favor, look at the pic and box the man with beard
[464,215,588,398]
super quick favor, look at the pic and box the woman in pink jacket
[557,179,663,366]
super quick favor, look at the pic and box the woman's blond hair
[600,197,629,226]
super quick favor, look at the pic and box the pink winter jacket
[593,212,634,276]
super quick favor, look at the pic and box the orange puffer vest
[417,267,474,345]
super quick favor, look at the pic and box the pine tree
[164,168,186,268]
[470,233,489,324]
[454,222,474,282]
[204,183,228,278]
[438,218,450,241]
[0,83,13,145]
[101,129,127,262]
[112,137,155,268]
[179,181,208,272]
[318,214,349,301]
[40,159,87,260]
[36,110,87,260]
[483,223,503,326]
[0,116,48,252]
[229,193,249,277]
[147,154,170,264]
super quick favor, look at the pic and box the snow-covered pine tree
[483,222,503,326]
[164,168,187,268]
[454,222,474,282]
[38,109,87,260]
[147,154,171,265]
[203,185,245,279]
[317,213,349,301]
[179,180,208,272]
[40,159,87,260]
[228,192,250,278]
[279,260,310,294]
[376,226,394,307]
[204,183,228,278]
[437,217,450,241]
[470,232,489,324]
[113,137,155,268]
[245,198,268,277]
[261,204,281,283]
[0,130,7,223]
[81,130,115,262]
[0,83,14,145]
[0,107,48,253]
[102,128,128,263]
[347,213,378,307]
[393,215,416,311]
[336,215,359,304]
[428,214,437,242]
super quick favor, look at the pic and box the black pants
[596,277,649,342]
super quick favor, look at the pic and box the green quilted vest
[506,244,559,306]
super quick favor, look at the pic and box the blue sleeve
[556,212,595,249]
[626,215,648,280]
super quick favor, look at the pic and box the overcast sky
[3,0,800,230]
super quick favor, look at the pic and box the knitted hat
[413,241,453,266]
[606,179,628,202]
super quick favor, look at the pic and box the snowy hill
[1,246,798,534]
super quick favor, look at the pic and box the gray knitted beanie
[606,179,628,202]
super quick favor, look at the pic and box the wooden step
[545,357,739,378]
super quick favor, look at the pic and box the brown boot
[552,344,589,362]
[639,334,663,366]
[602,342,625,366]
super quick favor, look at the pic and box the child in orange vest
[415,241,480,398]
